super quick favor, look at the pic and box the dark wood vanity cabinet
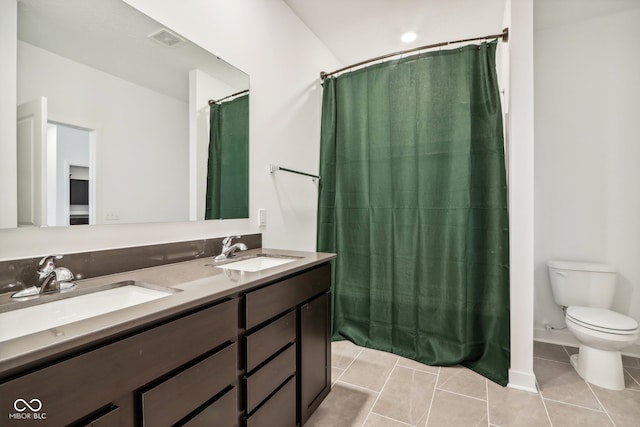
[0,298,240,427]
[0,261,332,427]
[243,262,331,426]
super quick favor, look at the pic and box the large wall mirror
[8,0,249,229]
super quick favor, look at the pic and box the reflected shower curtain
[317,41,510,385]
[205,94,249,219]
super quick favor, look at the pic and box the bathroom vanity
[0,244,334,427]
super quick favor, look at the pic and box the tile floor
[306,340,640,427]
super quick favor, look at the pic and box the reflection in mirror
[10,0,249,228]
[206,91,249,220]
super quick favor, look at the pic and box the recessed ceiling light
[401,32,417,43]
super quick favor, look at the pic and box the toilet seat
[566,306,639,335]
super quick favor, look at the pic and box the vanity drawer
[246,375,296,427]
[141,342,237,427]
[245,263,331,329]
[245,310,296,371]
[0,298,238,427]
[183,387,237,427]
[246,343,296,412]
[79,405,120,427]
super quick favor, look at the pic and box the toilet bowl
[565,306,638,390]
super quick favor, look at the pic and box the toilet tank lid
[547,260,616,273]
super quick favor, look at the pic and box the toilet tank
[547,260,617,309]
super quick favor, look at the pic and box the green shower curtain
[317,41,510,385]
[205,94,249,219]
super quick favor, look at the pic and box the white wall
[0,0,17,229]
[0,0,341,260]
[18,41,189,226]
[120,0,342,252]
[534,5,640,341]
[507,0,537,392]
[0,0,540,392]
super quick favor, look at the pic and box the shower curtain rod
[320,28,509,80]
[208,89,249,105]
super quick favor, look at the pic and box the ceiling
[284,0,640,70]
[18,0,249,102]
[17,0,640,98]
[283,0,508,67]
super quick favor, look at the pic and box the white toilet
[547,260,639,390]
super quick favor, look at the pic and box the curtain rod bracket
[270,164,320,182]
[501,27,509,43]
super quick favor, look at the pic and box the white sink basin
[217,255,297,272]
[0,283,176,343]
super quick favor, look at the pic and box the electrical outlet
[105,211,120,221]
[258,209,266,227]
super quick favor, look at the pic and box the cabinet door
[299,291,331,425]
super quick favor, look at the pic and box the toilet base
[570,345,625,391]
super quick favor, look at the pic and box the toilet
[547,260,639,390]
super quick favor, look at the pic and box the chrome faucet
[11,255,77,299]
[214,236,248,261]
[37,255,61,290]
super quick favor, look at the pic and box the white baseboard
[508,369,538,393]
[533,326,579,346]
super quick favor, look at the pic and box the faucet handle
[38,254,63,277]
[38,254,63,267]
[222,236,241,247]
[54,267,74,282]
[54,267,77,291]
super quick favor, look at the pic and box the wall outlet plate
[105,211,120,221]
[258,209,266,227]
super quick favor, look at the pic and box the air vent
[147,28,185,48]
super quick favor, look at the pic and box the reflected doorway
[47,123,95,226]
[17,97,96,227]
